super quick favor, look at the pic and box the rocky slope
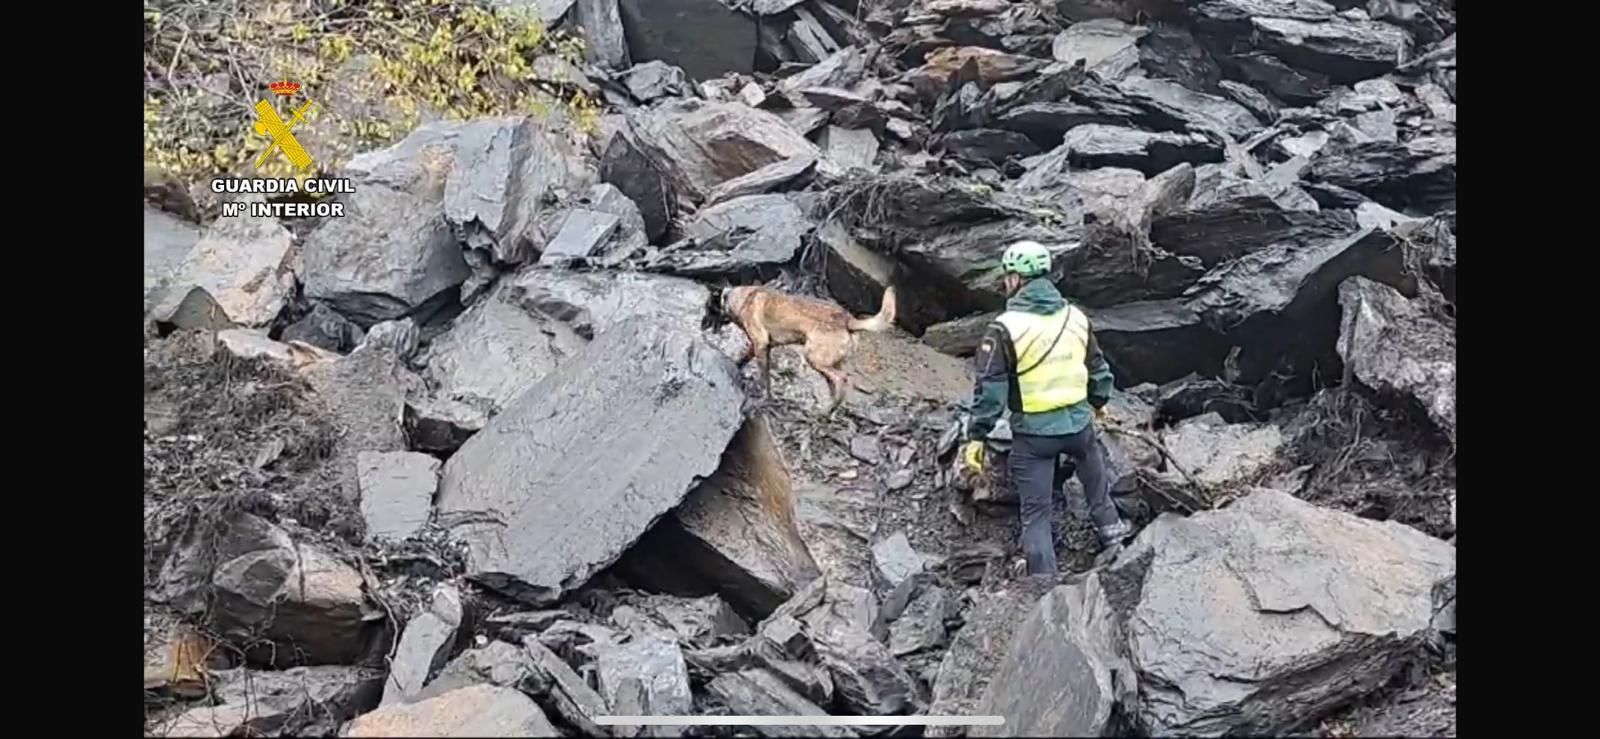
[143,1,1456,736]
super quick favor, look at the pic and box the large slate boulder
[626,99,823,204]
[436,319,745,603]
[298,125,470,327]
[973,574,1134,737]
[153,208,295,329]
[1183,226,1415,384]
[708,669,853,737]
[1151,182,1359,266]
[510,268,709,340]
[617,0,757,81]
[1087,300,1231,386]
[1337,277,1456,445]
[1050,124,1223,176]
[619,415,823,619]
[438,116,600,266]
[925,586,1041,738]
[413,283,587,418]
[650,193,814,279]
[1104,489,1457,736]
[1306,136,1457,215]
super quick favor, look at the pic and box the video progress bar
[596,716,1004,727]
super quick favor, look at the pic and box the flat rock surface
[343,683,559,737]
[436,319,744,603]
[1106,489,1456,736]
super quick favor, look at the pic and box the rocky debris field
[144,0,1456,736]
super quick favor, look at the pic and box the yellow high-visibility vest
[994,306,1091,413]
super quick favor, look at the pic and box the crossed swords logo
[252,97,315,170]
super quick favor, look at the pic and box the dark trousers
[1009,426,1129,576]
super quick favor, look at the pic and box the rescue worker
[962,240,1131,576]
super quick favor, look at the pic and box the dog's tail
[848,286,897,333]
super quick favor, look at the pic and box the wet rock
[629,594,751,646]
[597,636,694,715]
[889,585,951,656]
[903,46,1047,101]
[436,319,743,604]
[786,6,843,64]
[1106,489,1457,735]
[704,155,818,209]
[600,130,673,242]
[1184,226,1414,383]
[284,303,367,353]
[622,60,691,103]
[1156,374,1256,424]
[616,0,756,81]
[1306,137,1457,215]
[1051,18,1146,74]
[1337,277,1455,444]
[1218,79,1278,123]
[994,101,1132,148]
[345,683,558,737]
[357,451,441,542]
[169,666,383,737]
[523,637,610,736]
[620,415,821,619]
[575,0,629,69]
[937,128,1042,166]
[628,99,822,204]
[157,209,295,328]
[1151,184,1358,266]
[382,585,464,705]
[973,575,1132,737]
[818,126,881,176]
[896,216,1083,326]
[817,219,906,323]
[414,283,587,418]
[157,512,380,667]
[708,669,853,737]
[143,206,202,316]
[872,532,931,621]
[1088,300,1230,386]
[1415,82,1456,124]
[1055,123,1222,177]
[511,268,709,340]
[653,194,813,279]
[925,586,1040,737]
[298,131,469,327]
[778,107,834,137]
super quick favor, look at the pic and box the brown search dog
[721,284,897,415]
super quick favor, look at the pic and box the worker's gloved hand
[962,440,986,473]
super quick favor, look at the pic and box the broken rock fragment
[1105,489,1456,735]
[973,575,1132,737]
[1151,182,1357,266]
[620,414,822,619]
[382,584,463,705]
[523,637,610,736]
[888,585,951,657]
[872,531,931,621]
[708,669,853,737]
[436,319,744,604]
[597,636,695,716]
[511,268,709,340]
[357,451,441,542]
[1056,123,1221,177]
[627,99,822,204]
[157,208,295,328]
[157,512,380,667]
[1337,277,1456,445]
[654,193,813,279]
[1087,300,1230,386]
[344,683,559,737]
[415,283,587,419]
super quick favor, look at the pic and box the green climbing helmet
[1001,240,1052,277]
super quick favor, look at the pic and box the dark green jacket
[966,278,1114,440]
